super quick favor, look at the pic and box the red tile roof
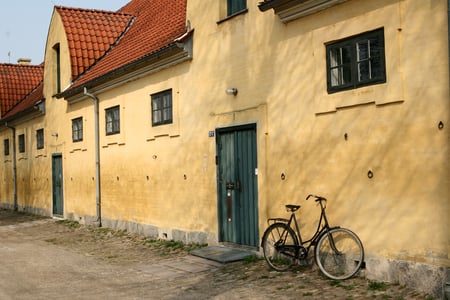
[64,0,187,90]
[0,63,44,117]
[56,6,134,80]
[1,0,187,121]
[1,82,44,120]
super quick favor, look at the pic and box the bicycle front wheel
[262,223,298,271]
[315,227,364,280]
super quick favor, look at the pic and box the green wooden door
[52,154,64,216]
[216,124,259,247]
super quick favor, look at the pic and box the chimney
[17,58,31,65]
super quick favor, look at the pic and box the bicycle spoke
[315,228,364,280]
[262,223,298,271]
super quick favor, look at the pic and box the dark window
[228,0,246,16]
[326,28,386,93]
[105,106,120,135]
[36,129,44,150]
[18,134,25,153]
[151,89,173,126]
[72,117,83,142]
[4,139,9,156]
[53,44,61,94]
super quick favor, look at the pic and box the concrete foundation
[366,255,449,298]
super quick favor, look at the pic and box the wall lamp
[226,88,238,96]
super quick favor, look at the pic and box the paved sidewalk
[0,210,434,299]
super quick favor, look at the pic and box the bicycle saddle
[285,205,300,212]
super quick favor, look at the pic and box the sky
[0,0,130,65]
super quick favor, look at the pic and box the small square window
[105,106,120,135]
[326,28,386,93]
[18,134,25,153]
[228,0,246,16]
[151,89,173,127]
[36,129,44,150]
[72,117,83,142]
[4,139,9,156]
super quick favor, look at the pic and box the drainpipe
[4,122,17,211]
[83,87,102,227]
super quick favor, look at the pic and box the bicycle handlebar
[306,194,327,202]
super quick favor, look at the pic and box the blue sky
[0,0,130,64]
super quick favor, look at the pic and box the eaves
[258,0,348,23]
[0,101,45,128]
[60,31,193,103]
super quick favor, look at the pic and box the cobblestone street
[0,209,433,299]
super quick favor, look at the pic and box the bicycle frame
[268,198,339,259]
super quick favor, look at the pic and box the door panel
[217,124,258,247]
[52,154,64,216]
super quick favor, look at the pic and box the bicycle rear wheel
[315,227,364,280]
[262,223,298,271]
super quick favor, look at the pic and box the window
[4,139,9,156]
[18,134,25,153]
[105,106,120,135]
[151,89,173,126]
[36,129,44,150]
[53,43,61,94]
[326,28,386,93]
[228,0,246,16]
[72,117,83,142]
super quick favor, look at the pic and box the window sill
[217,9,248,25]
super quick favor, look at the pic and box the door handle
[227,190,232,222]
[236,179,242,192]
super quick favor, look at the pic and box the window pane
[341,46,352,65]
[153,100,160,111]
[153,110,162,124]
[358,61,370,81]
[329,48,343,67]
[163,108,171,120]
[357,40,371,81]
[357,41,369,60]
[329,47,352,87]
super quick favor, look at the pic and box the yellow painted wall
[1,0,448,293]
[57,0,450,266]
[0,116,50,213]
[0,130,14,206]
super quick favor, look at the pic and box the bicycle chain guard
[298,245,308,260]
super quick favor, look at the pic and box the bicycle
[261,194,364,280]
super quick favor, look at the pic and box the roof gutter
[4,122,18,211]
[83,87,102,227]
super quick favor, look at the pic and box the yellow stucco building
[1,0,449,296]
